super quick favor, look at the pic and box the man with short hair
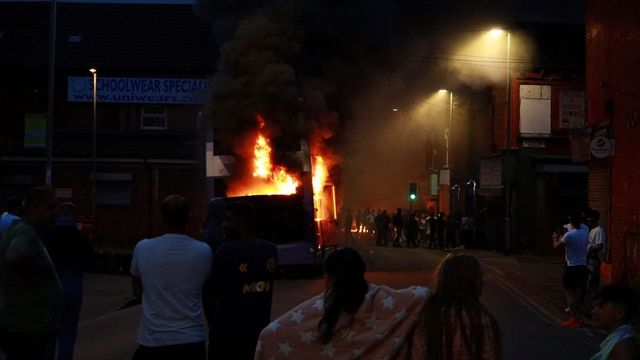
[206,201,278,360]
[553,212,590,328]
[0,187,62,360]
[587,209,606,291]
[130,195,212,360]
[42,202,94,360]
[590,284,639,360]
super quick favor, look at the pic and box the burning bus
[208,115,339,268]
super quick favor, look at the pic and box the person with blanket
[255,247,429,360]
[590,284,639,360]
[413,253,503,359]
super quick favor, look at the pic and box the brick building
[0,1,216,267]
[476,23,587,253]
[586,0,640,287]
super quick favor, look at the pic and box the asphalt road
[70,243,601,360]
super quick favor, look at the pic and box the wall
[586,0,640,286]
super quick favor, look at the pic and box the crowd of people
[338,207,482,250]
[0,188,638,360]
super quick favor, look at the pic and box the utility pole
[504,31,512,255]
[45,0,57,185]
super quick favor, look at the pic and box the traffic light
[408,181,418,201]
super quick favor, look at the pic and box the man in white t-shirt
[587,209,606,290]
[130,195,212,360]
[553,212,589,328]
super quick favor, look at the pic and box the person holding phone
[553,211,590,328]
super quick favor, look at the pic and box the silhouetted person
[41,202,94,360]
[206,201,278,360]
[202,197,227,253]
[131,195,212,360]
[406,212,419,248]
[0,187,62,360]
[392,208,403,247]
[436,212,446,250]
[427,213,437,249]
[445,214,458,249]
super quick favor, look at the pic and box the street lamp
[490,27,513,253]
[438,89,454,214]
[438,90,454,169]
[391,108,402,122]
[89,68,97,217]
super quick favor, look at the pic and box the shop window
[140,106,167,130]
[95,173,132,206]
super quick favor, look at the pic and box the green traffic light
[410,194,416,200]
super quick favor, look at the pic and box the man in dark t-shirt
[0,187,62,360]
[205,201,278,360]
[42,202,94,360]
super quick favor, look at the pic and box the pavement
[0,244,596,360]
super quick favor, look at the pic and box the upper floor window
[519,85,551,137]
[140,106,167,130]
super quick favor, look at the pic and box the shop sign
[590,136,614,158]
[24,114,46,148]
[68,76,211,104]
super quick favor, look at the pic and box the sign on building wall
[430,173,439,196]
[560,91,586,129]
[68,77,211,104]
[24,113,46,148]
[519,85,551,136]
[480,158,502,189]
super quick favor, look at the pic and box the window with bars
[140,106,167,130]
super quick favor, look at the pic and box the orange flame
[228,115,300,196]
[312,156,327,197]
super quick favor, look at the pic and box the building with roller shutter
[0,1,216,269]
[585,0,640,287]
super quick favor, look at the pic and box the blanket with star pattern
[255,284,430,360]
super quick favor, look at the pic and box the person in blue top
[553,211,590,328]
[0,197,22,241]
[590,284,638,360]
[205,200,278,360]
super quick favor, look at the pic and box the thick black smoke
[196,0,584,209]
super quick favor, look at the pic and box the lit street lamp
[89,68,97,217]
[490,27,513,253]
[438,89,454,169]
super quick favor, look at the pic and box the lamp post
[45,0,58,186]
[438,90,454,169]
[490,28,512,253]
[89,68,97,217]
[438,89,454,214]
